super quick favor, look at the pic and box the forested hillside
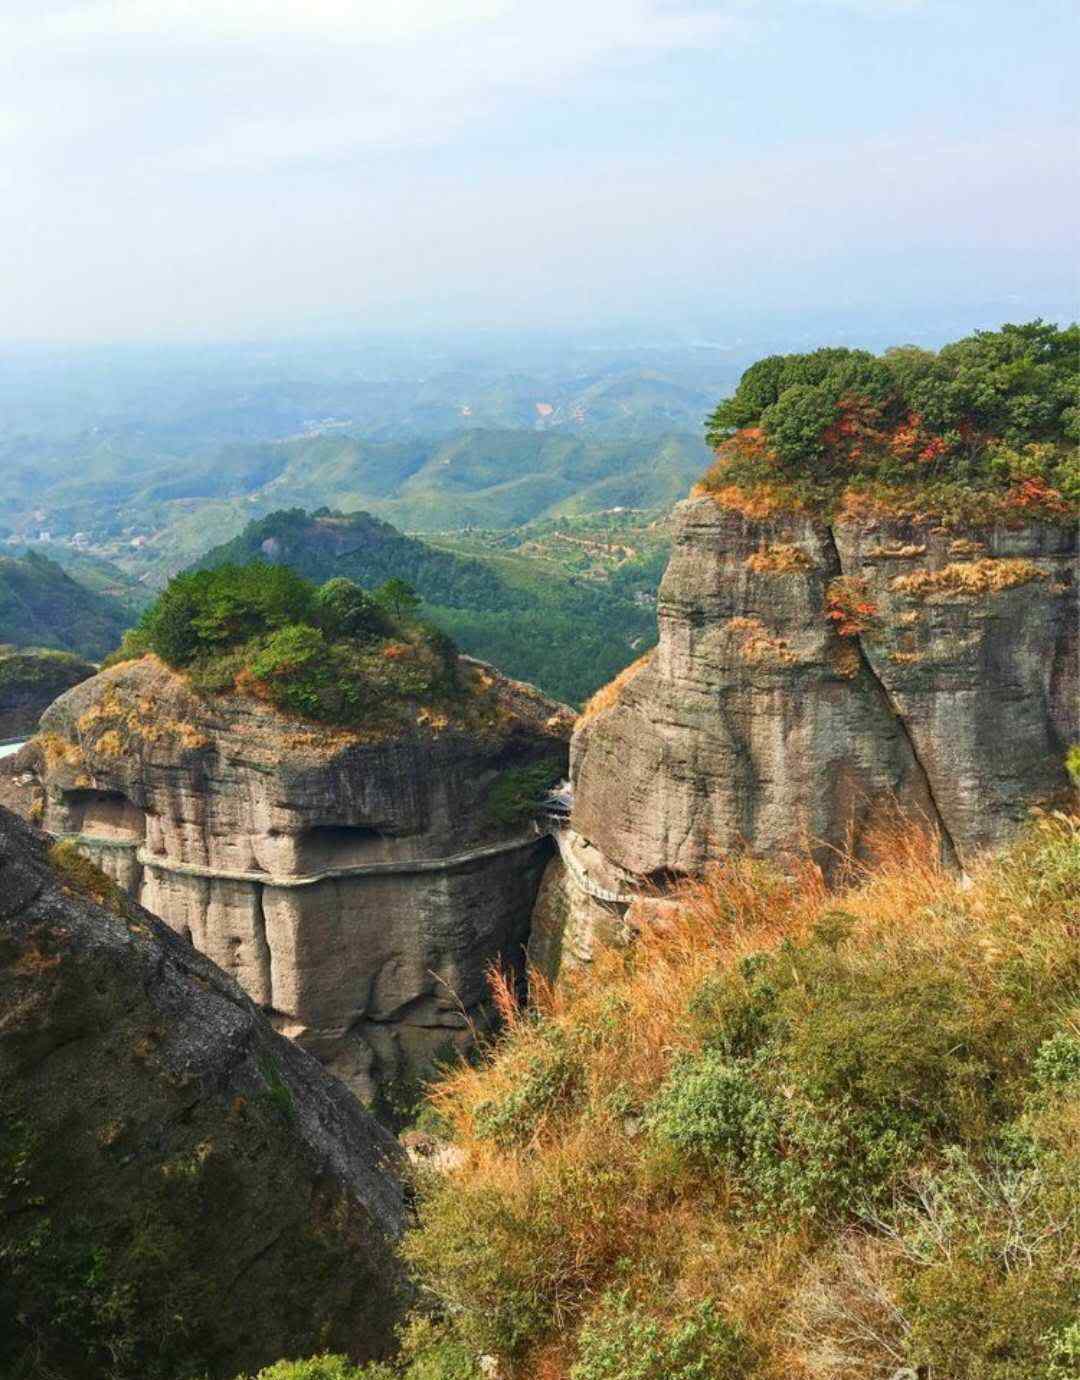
[0,552,132,660]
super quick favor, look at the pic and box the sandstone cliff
[533,495,1077,976]
[0,804,407,1378]
[28,653,572,1096]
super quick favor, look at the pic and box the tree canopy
[702,321,1079,515]
[116,564,460,730]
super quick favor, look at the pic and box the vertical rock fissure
[252,879,274,1009]
[823,524,962,871]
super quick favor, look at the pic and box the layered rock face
[0,804,407,1377]
[30,655,571,1096]
[533,495,1077,977]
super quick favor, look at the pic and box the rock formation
[0,803,408,1379]
[0,646,95,740]
[532,495,1077,977]
[26,653,572,1096]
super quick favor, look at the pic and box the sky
[1,0,1076,341]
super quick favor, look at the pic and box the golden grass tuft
[578,651,654,724]
[744,543,814,574]
[890,557,1046,599]
[724,616,798,666]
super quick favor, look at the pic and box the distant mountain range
[4,427,707,581]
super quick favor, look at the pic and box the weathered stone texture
[547,496,1077,970]
[29,655,571,1095]
[0,804,408,1375]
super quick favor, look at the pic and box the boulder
[0,804,409,1379]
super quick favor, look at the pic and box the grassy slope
[399,816,1080,1380]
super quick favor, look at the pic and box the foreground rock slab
[0,804,409,1378]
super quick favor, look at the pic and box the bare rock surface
[545,495,1077,970]
[0,803,408,1378]
[27,653,571,1095]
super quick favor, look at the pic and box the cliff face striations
[30,655,572,1096]
[534,495,1077,976]
[0,804,407,1378]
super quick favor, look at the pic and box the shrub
[128,564,464,732]
[139,564,315,666]
[571,1292,756,1380]
[1033,1032,1080,1089]
[241,1358,387,1380]
[474,1026,581,1148]
[701,321,1079,516]
[314,580,391,641]
[401,815,1080,1377]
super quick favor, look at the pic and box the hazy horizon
[4,0,1076,343]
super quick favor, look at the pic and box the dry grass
[406,814,1080,1380]
[36,731,86,772]
[724,617,799,666]
[578,651,654,724]
[890,558,1046,600]
[863,542,927,560]
[744,543,815,575]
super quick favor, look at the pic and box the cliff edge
[28,652,572,1096]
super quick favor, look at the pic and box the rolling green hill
[2,428,707,580]
[195,508,667,705]
[0,552,133,661]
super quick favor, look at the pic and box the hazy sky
[3,0,1076,340]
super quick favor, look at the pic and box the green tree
[375,579,421,621]
[313,579,390,641]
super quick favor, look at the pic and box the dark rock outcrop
[0,646,95,740]
[0,804,408,1379]
[533,496,1077,977]
[26,654,572,1096]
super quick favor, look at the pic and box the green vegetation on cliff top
[193,508,666,706]
[115,562,467,734]
[702,321,1079,519]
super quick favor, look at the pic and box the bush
[129,564,464,732]
[241,1358,387,1380]
[571,1293,755,1380]
[401,816,1080,1376]
[314,580,391,641]
[139,564,316,666]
